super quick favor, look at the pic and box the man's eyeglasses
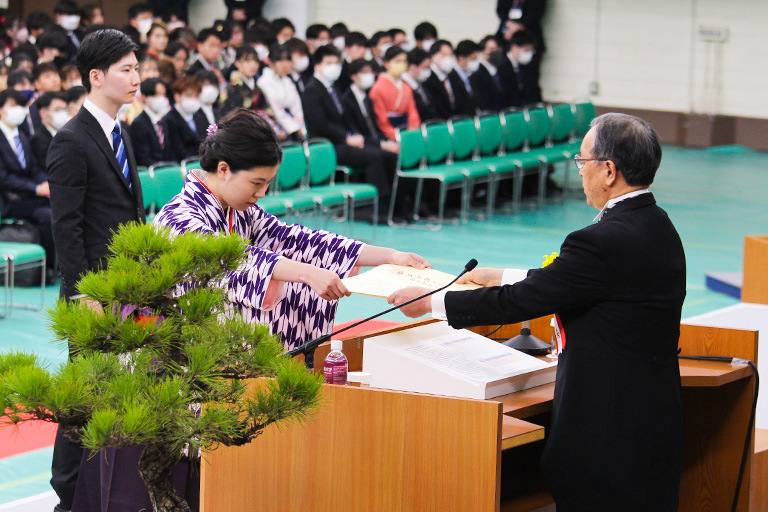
[573,155,608,171]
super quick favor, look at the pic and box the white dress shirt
[593,189,650,222]
[0,118,21,149]
[257,66,305,135]
[83,97,120,149]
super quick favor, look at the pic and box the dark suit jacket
[497,54,542,108]
[341,88,384,145]
[162,107,203,163]
[334,60,353,94]
[30,126,54,172]
[470,64,505,112]
[302,76,349,145]
[445,193,685,512]
[47,106,146,300]
[185,59,216,78]
[129,111,170,167]
[447,69,477,117]
[0,129,46,214]
[496,0,548,52]
[422,71,453,120]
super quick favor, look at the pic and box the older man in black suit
[389,113,686,512]
[46,28,145,512]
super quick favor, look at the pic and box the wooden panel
[200,381,502,512]
[678,323,758,363]
[501,415,544,451]
[751,429,768,512]
[742,236,768,305]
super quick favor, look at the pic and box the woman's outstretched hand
[304,268,351,301]
[391,251,431,269]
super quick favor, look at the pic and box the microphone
[285,259,478,368]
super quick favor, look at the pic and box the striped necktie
[112,123,132,191]
[13,135,26,168]
[328,86,343,114]
[155,121,165,148]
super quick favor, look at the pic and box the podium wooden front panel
[742,235,768,304]
[200,382,502,512]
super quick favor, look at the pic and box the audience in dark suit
[402,48,438,122]
[471,38,505,112]
[30,91,68,168]
[285,37,313,93]
[423,40,462,120]
[185,27,225,86]
[195,70,222,128]
[453,40,481,115]
[163,75,206,162]
[129,78,171,167]
[498,30,542,108]
[53,0,84,64]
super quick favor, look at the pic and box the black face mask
[488,50,504,68]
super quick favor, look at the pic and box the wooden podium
[199,317,757,512]
[742,235,768,304]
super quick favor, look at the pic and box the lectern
[200,316,757,512]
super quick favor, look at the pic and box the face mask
[50,109,70,130]
[137,18,153,35]
[69,80,83,88]
[418,68,432,83]
[422,39,435,52]
[388,61,407,78]
[333,36,345,51]
[518,50,534,65]
[254,44,269,61]
[147,95,169,114]
[357,72,375,90]
[399,42,410,52]
[166,21,185,32]
[438,55,457,74]
[321,63,342,83]
[4,105,28,127]
[467,59,481,74]
[20,89,35,103]
[315,39,330,47]
[199,85,219,105]
[293,55,309,73]
[15,27,29,44]
[378,43,392,55]
[59,14,81,31]
[180,97,201,116]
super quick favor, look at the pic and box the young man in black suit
[162,74,205,162]
[497,30,541,109]
[453,40,481,115]
[302,46,394,221]
[401,48,438,123]
[471,42,505,112]
[422,40,456,120]
[390,113,686,512]
[129,77,171,167]
[0,89,56,278]
[46,28,145,512]
[185,27,225,86]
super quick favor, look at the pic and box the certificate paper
[342,264,481,298]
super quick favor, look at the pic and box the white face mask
[437,55,457,74]
[333,36,346,51]
[4,105,28,127]
[321,63,342,83]
[59,14,81,31]
[254,44,269,61]
[357,72,375,91]
[518,50,534,65]
[15,27,29,44]
[69,80,83,88]
[50,109,70,130]
[199,85,219,105]
[146,95,170,115]
[293,55,309,73]
[418,68,432,83]
[180,97,201,116]
[137,18,153,35]
[378,43,392,56]
[422,39,435,52]
[166,21,185,32]
[467,59,481,74]
[399,42,410,52]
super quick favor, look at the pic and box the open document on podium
[341,264,481,298]
[363,321,557,399]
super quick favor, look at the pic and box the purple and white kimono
[154,172,365,349]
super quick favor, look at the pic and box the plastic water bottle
[324,340,348,385]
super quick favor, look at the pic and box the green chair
[388,128,425,226]
[474,112,522,212]
[548,103,580,194]
[0,215,46,318]
[499,109,547,207]
[447,116,496,217]
[148,162,186,212]
[269,143,316,216]
[572,100,596,138]
[523,106,569,204]
[181,157,201,176]
[137,168,155,219]
[306,139,379,237]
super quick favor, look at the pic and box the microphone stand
[285,259,478,370]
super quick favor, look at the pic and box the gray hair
[590,113,662,187]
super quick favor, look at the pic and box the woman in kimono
[154,108,429,350]
[368,45,421,140]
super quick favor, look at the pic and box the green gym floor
[1,144,766,504]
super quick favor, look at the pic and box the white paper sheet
[342,264,481,298]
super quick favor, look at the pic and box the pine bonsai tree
[0,223,323,512]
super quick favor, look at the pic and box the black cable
[679,355,759,512]
[485,325,503,337]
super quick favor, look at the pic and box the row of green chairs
[388,100,596,228]
[0,214,46,318]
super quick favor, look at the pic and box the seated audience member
[144,23,169,60]
[498,30,541,108]
[402,48,438,122]
[138,56,160,81]
[302,46,394,220]
[156,57,176,85]
[30,91,68,167]
[8,47,35,72]
[257,44,305,140]
[335,31,368,93]
[305,23,331,54]
[388,28,408,50]
[186,27,225,85]
[79,3,105,27]
[222,45,260,112]
[414,21,438,51]
[35,27,70,64]
[369,31,392,74]
[129,78,171,167]
[285,38,312,93]
[60,64,82,88]
[34,62,62,93]
[53,0,84,64]
[243,26,271,63]
[7,69,36,136]
[479,34,500,61]
[423,40,461,120]
[472,45,505,112]
[196,70,221,127]
[0,89,55,278]
[26,11,52,45]
[2,15,28,55]
[163,41,189,78]
[453,39,481,115]
[124,2,154,45]
[220,20,244,71]
[330,22,349,51]
[163,75,206,162]
[271,18,295,44]
[65,85,86,117]
[368,46,420,141]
